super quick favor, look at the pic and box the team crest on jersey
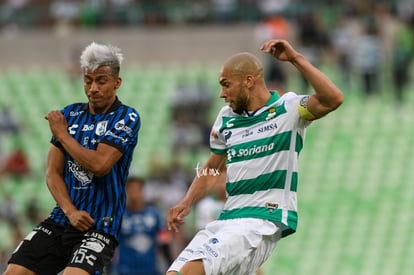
[95,120,108,136]
[266,108,277,121]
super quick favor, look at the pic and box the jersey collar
[81,96,122,113]
[245,91,280,116]
[266,91,281,106]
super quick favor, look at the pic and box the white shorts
[168,218,281,275]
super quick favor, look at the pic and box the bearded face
[231,84,250,114]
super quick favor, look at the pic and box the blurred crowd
[0,0,411,29]
[2,0,286,28]
[0,105,34,272]
[1,0,331,28]
[1,0,414,273]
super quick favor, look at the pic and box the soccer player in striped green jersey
[166,39,343,275]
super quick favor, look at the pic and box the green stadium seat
[1,64,414,275]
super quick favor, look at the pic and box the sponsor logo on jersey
[203,243,218,257]
[257,122,278,134]
[82,124,94,131]
[115,119,133,136]
[224,130,232,141]
[241,129,253,138]
[225,118,236,128]
[69,111,84,116]
[105,130,128,143]
[209,238,219,244]
[80,238,105,253]
[128,112,138,122]
[68,160,93,185]
[89,232,111,245]
[37,226,52,236]
[68,124,79,135]
[227,143,275,161]
[115,119,125,130]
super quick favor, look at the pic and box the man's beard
[232,88,249,114]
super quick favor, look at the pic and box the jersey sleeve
[281,92,312,129]
[100,107,141,153]
[50,106,69,149]
[209,106,228,155]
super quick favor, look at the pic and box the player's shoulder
[217,105,237,118]
[118,102,140,116]
[277,91,308,108]
[278,91,302,102]
[279,92,315,122]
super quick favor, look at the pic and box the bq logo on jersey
[95,120,108,136]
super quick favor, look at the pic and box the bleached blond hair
[80,42,123,75]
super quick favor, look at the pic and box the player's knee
[3,264,35,275]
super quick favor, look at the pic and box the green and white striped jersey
[210,91,311,237]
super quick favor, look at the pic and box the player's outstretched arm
[261,39,344,119]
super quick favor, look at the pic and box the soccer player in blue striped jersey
[4,42,141,275]
[166,39,344,275]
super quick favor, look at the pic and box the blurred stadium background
[0,0,413,274]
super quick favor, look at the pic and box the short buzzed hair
[80,42,123,76]
[224,52,264,78]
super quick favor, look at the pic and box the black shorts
[8,218,117,275]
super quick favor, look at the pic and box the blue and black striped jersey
[48,97,140,241]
